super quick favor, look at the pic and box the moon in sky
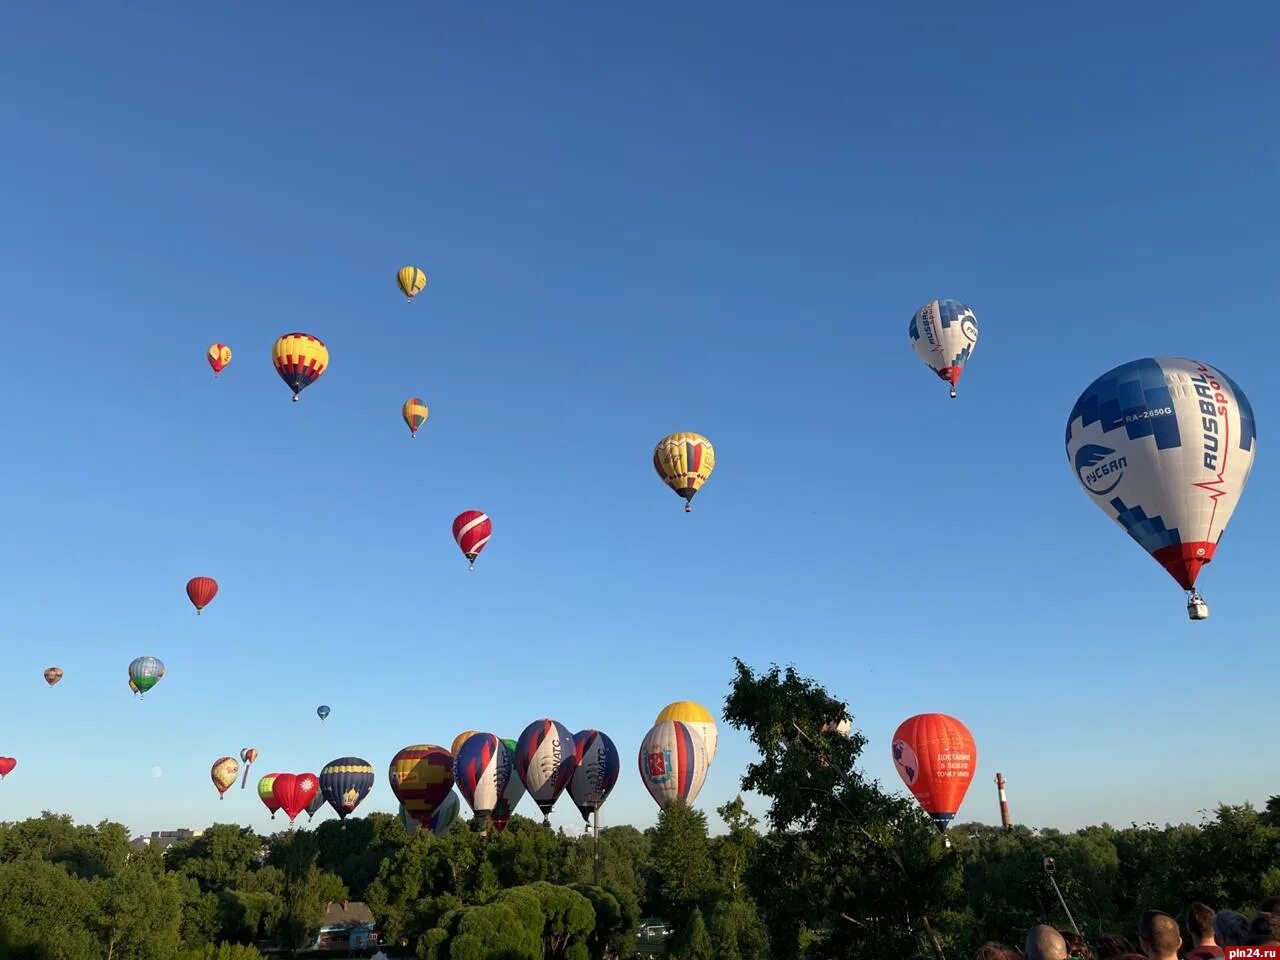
[151,766,163,779]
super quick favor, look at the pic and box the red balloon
[186,577,218,614]
[272,772,320,824]
[891,713,977,833]
[452,511,492,570]
[0,757,15,778]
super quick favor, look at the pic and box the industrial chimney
[995,772,1012,829]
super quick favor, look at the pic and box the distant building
[311,901,378,952]
[129,828,203,852]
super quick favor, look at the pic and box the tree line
[0,659,1276,959]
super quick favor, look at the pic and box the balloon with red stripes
[452,510,492,570]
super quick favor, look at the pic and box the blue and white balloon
[1065,357,1257,619]
[909,299,978,399]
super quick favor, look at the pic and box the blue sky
[0,2,1276,839]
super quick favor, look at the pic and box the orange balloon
[891,713,977,833]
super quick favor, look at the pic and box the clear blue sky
[0,2,1276,839]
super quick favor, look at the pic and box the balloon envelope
[208,343,232,376]
[1065,357,1257,599]
[43,667,63,687]
[129,657,164,694]
[186,576,218,613]
[568,729,620,821]
[272,332,328,400]
[272,773,320,825]
[452,511,492,568]
[451,730,481,759]
[211,757,239,798]
[638,720,709,810]
[492,738,525,832]
[654,701,718,765]
[653,433,715,511]
[258,773,282,816]
[320,757,375,819]
[455,734,512,820]
[389,745,454,828]
[909,299,978,398]
[891,713,977,833]
[514,719,578,818]
[429,791,461,837]
[403,397,429,437]
[0,758,16,779]
[397,266,427,300]
[317,705,330,721]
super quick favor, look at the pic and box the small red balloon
[186,577,218,614]
[0,757,16,778]
[452,511,492,569]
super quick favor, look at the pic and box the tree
[709,899,769,960]
[647,800,715,923]
[572,883,639,960]
[91,853,188,959]
[166,825,265,894]
[712,797,759,899]
[670,906,714,960]
[269,831,348,956]
[0,858,100,958]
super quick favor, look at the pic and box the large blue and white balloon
[1065,357,1257,620]
[567,729,621,822]
[909,299,978,399]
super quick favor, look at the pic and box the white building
[129,828,204,852]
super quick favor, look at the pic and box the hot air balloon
[397,266,427,301]
[240,747,259,789]
[455,734,513,822]
[317,705,330,722]
[780,698,853,748]
[492,738,525,833]
[320,757,375,820]
[654,701,718,766]
[128,678,140,697]
[909,299,978,399]
[186,577,218,615]
[451,730,481,760]
[568,730,620,823]
[272,773,320,826]
[258,773,282,818]
[211,757,239,799]
[43,667,63,687]
[891,713,977,837]
[207,343,232,378]
[403,397,429,437]
[452,511,492,570]
[129,657,164,697]
[305,791,326,822]
[429,791,461,837]
[272,332,329,402]
[638,720,709,810]
[653,433,716,512]
[389,745,454,829]
[514,719,578,821]
[1066,357,1257,621]
[0,758,15,779]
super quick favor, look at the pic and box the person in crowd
[1248,911,1280,946]
[1138,910,1183,960]
[1061,930,1093,959]
[1095,934,1138,960]
[1183,903,1223,960]
[1028,924,1069,960]
[975,943,1021,960]
[1213,910,1250,948]
[1257,896,1280,916]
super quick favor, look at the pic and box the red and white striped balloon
[452,510,492,570]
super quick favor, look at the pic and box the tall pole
[1048,871,1081,935]
[592,802,601,885]
[996,772,1012,830]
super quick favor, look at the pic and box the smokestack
[995,772,1011,829]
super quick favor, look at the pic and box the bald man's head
[1138,910,1182,957]
[1027,924,1069,960]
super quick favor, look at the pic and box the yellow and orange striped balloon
[653,432,716,512]
[272,333,329,401]
[403,397,429,437]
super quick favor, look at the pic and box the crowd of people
[961,896,1280,960]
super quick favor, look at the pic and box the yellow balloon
[403,397,429,437]
[655,700,718,764]
[211,757,240,798]
[397,266,427,300]
[271,332,329,401]
[451,730,480,759]
[653,433,716,512]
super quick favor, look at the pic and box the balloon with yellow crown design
[320,756,375,820]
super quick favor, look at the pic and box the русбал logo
[1074,443,1127,495]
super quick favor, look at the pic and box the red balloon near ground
[272,772,320,824]
[0,757,16,779]
[186,577,218,614]
[891,713,977,834]
[452,511,492,570]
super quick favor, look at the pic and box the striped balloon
[638,720,709,810]
[455,734,512,820]
[653,433,715,512]
[258,773,282,818]
[492,738,525,832]
[186,576,218,614]
[452,510,492,569]
[402,397,429,437]
[567,729,620,822]
[389,745,454,828]
[271,332,328,402]
[514,719,577,819]
[320,756,375,820]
